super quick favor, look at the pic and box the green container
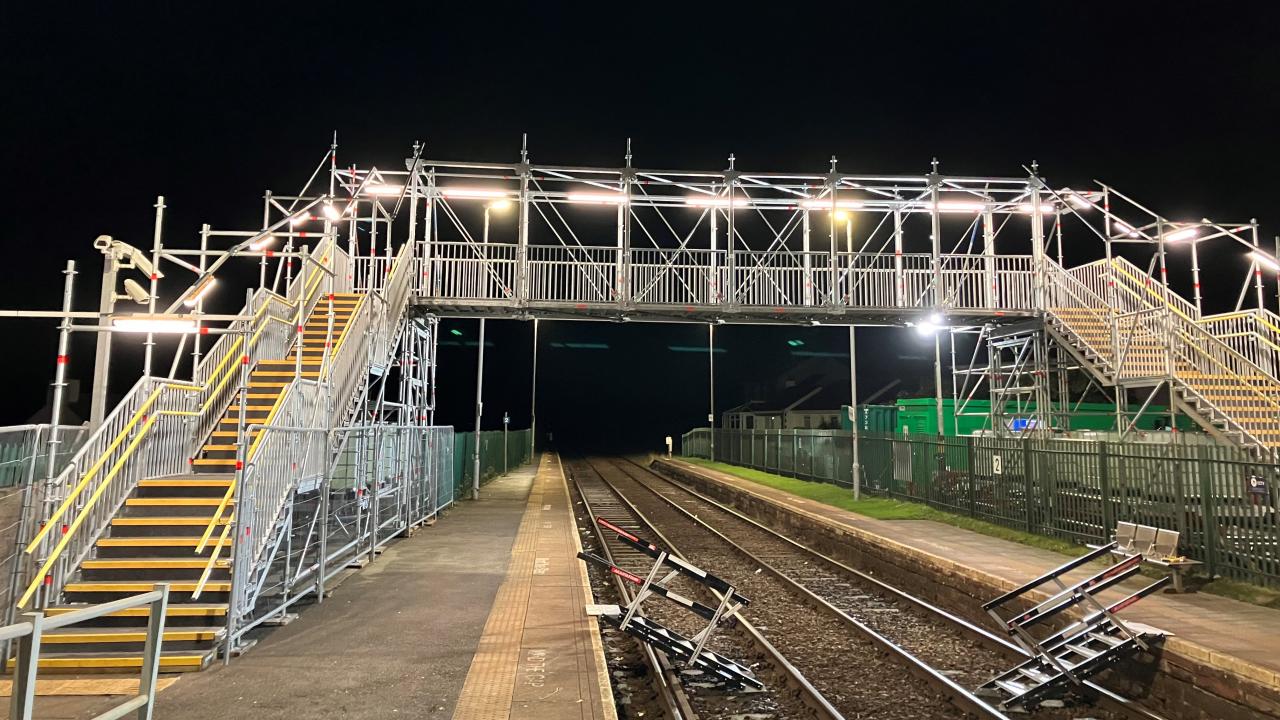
[893,397,1196,437]
[840,404,899,433]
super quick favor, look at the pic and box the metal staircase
[13,231,430,673]
[1045,257,1280,455]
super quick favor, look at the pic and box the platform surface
[452,453,616,720]
[663,457,1280,690]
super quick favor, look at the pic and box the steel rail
[569,458,843,720]
[637,457,1171,720]
[585,457,1012,720]
[572,475,696,720]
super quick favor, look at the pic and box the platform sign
[992,455,1003,476]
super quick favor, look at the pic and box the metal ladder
[978,543,1169,710]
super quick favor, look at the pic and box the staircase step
[36,650,214,673]
[64,581,229,603]
[97,536,230,557]
[110,515,229,537]
[41,626,222,653]
[46,603,227,628]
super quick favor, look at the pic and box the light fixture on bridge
[1163,227,1199,243]
[908,311,947,336]
[1250,251,1280,273]
[441,187,509,200]
[323,203,342,221]
[567,192,628,205]
[183,276,217,307]
[290,212,311,225]
[1113,220,1139,238]
[933,200,987,213]
[249,234,276,251]
[799,199,864,210]
[1064,190,1094,210]
[111,313,199,333]
[365,183,404,196]
[685,196,749,209]
[487,199,512,212]
[1017,203,1057,214]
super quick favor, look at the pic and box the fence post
[1099,442,1113,543]
[791,431,798,478]
[1022,437,1035,533]
[12,611,43,720]
[1197,445,1217,579]
[966,436,976,516]
[138,583,170,720]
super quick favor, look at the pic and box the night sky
[5,4,1279,450]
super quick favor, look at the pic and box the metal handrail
[5,584,170,720]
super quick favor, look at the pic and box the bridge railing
[420,245,1038,313]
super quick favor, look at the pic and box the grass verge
[677,457,1280,609]
[679,458,1084,555]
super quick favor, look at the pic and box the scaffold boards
[977,543,1169,710]
[581,518,761,689]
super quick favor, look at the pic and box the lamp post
[473,200,510,500]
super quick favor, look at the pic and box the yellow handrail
[24,382,196,552]
[19,412,162,607]
[1108,260,1197,325]
[23,241,341,606]
[192,514,233,599]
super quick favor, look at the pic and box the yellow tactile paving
[0,677,178,696]
[452,454,617,720]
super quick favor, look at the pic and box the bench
[1095,522,1203,593]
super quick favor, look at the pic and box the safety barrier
[683,427,1280,588]
[452,428,533,496]
[1,584,170,719]
[224,424,455,646]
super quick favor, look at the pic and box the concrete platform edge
[654,457,1280,707]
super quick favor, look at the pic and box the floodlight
[249,234,276,251]
[799,199,864,210]
[1064,190,1093,210]
[365,183,404,196]
[323,204,341,220]
[111,314,198,333]
[1250,251,1280,273]
[441,188,508,199]
[487,199,513,212]
[567,192,628,205]
[686,196,748,209]
[1163,227,1199,243]
[1017,203,1056,214]
[121,279,150,305]
[290,213,310,225]
[1113,220,1139,238]
[183,276,217,307]
[933,201,987,213]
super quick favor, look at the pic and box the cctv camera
[109,240,164,279]
[122,278,150,305]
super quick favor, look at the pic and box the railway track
[572,459,841,720]
[571,456,1005,720]
[615,455,1166,720]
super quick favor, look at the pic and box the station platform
[19,456,613,720]
[452,453,615,720]
[656,457,1280,714]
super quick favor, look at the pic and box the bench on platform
[1093,521,1203,593]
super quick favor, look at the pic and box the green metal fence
[453,428,533,498]
[683,427,1280,588]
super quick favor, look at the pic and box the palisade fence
[682,427,1280,588]
[453,429,534,497]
